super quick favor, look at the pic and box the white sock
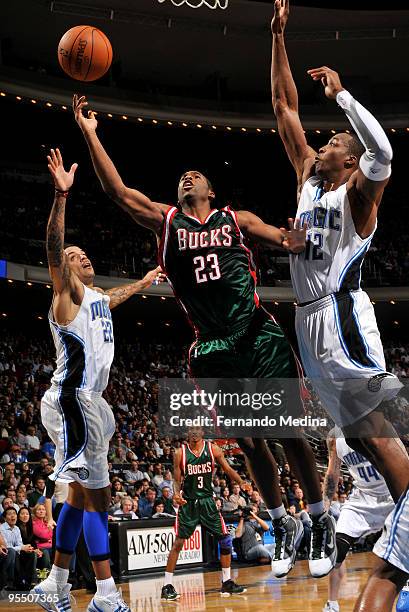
[164,572,174,586]
[96,577,117,598]
[222,567,231,583]
[309,501,325,516]
[267,505,286,520]
[328,601,339,611]
[48,565,69,586]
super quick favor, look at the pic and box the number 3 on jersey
[193,253,221,284]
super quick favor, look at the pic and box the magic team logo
[67,466,90,481]
[368,373,391,393]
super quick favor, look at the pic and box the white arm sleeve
[336,90,392,181]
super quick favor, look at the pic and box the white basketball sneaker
[323,601,340,612]
[87,590,131,612]
[309,512,337,578]
[271,514,304,578]
[30,580,73,612]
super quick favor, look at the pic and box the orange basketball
[57,25,113,82]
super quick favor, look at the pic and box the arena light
[7,279,13,283]
[37,316,43,320]
[161,297,166,300]
[406,127,409,132]
[196,124,202,128]
[345,129,350,133]
[256,128,262,133]
[212,125,217,130]
[137,322,143,326]
[122,115,128,120]
[274,301,279,306]
[2,313,7,317]
[167,121,173,126]
[16,96,22,101]
[182,122,188,127]
[27,282,32,286]
[46,102,52,107]
[331,129,336,134]
[391,128,396,133]
[316,130,321,134]
[152,119,158,124]
[142,295,147,299]
[31,99,37,104]
[107,113,113,118]
[390,300,396,304]
[226,126,232,131]
[137,118,143,122]
[271,129,276,133]
[165,322,170,327]
[0,92,6,97]
[371,301,376,305]
[46,285,51,289]
[62,105,67,110]
[241,127,247,132]
[393,320,399,325]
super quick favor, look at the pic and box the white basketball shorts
[41,385,116,489]
[295,289,402,427]
[336,488,395,539]
[373,488,409,574]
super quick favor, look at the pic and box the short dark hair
[3,507,17,518]
[347,134,365,159]
[180,171,213,191]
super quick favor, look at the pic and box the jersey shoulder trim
[158,206,178,272]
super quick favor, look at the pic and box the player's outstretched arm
[323,435,342,511]
[308,67,392,235]
[46,148,83,300]
[237,210,307,253]
[73,95,169,235]
[212,444,246,488]
[105,266,166,309]
[271,0,316,196]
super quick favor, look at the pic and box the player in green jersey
[74,94,337,580]
[161,427,249,599]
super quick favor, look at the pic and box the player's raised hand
[280,218,308,253]
[73,94,98,133]
[307,66,344,100]
[47,148,78,192]
[173,492,187,506]
[140,266,167,289]
[271,0,289,35]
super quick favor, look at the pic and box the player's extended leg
[282,434,337,578]
[344,410,409,502]
[354,557,408,612]
[323,533,356,612]
[32,482,84,611]
[161,537,184,601]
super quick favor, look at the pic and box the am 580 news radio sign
[127,525,203,571]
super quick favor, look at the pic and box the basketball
[57,25,113,82]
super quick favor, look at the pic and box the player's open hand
[271,0,289,35]
[47,148,78,192]
[307,66,344,100]
[141,266,167,289]
[73,94,98,133]
[280,218,308,254]
[173,493,187,506]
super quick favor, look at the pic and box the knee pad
[219,535,232,553]
[336,533,356,566]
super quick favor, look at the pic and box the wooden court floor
[5,552,388,611]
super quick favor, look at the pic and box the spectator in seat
[229,483,246,509]
[123,460,146,485]
[17,507,43,589]
[138,488,156,518]
[221,487,237,512]
[152,501,174,518]
[151,464,164,489]
[0,507,35,588]
[28,477,46,508]
[32,504,53,570]
[113,496,138,520]
[158,469,173,495]
[158,487,175,516]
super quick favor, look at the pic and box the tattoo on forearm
[107,281,143,308]
[324,475,336,502]
[46,195,67,271]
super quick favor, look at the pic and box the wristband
[55,189,69,197]
[335,89,353,112]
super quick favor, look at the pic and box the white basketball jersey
[290,177,376,303]
[49,286,114,393]
[336,434,389,497]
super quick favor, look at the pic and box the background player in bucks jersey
[74,93,337,580]
[34,148,164,612]
[162,427,249,599]
[271,2,409,607]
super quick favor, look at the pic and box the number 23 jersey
[290,176,377,304]
[159,206,260,339]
